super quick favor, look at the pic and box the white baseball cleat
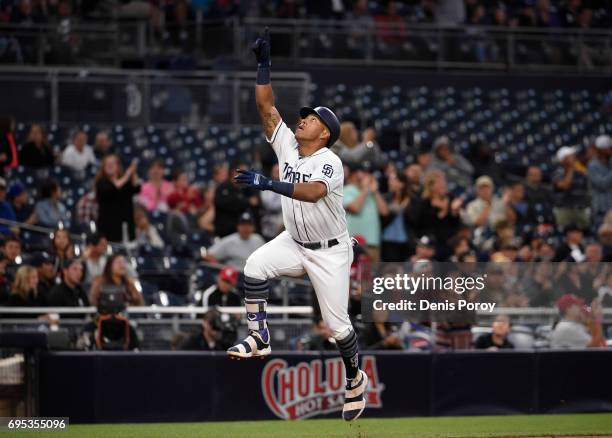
[226,330,271,360]
[342,369,369,421]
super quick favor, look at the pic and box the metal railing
[242,18,612,73]
[2,19,611,73]
[0,66,310,128]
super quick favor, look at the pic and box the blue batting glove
[234,169,272,191]
[252,27,271,67]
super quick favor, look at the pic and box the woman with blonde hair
[414,170,463,259]
[8,265,44,307]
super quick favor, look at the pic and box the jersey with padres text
[266,119,347,242]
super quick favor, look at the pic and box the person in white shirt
[204,212,265,270]
[61,130,96,172]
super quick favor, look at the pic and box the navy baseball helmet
[299,106,340,148]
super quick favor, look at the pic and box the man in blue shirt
[0,178,17,235]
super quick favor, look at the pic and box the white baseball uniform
[243,119,354,337]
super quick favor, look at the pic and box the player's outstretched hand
[252,27,271,67]
[234,169,272,190]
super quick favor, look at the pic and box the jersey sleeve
[309,157,344,196]
[266,119,295,160]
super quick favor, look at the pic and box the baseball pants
[244,230,354,338]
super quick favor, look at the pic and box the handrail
[1,306,611,316]
[242,17,612,36]
[0,22,121,32]
[2,18,610,37]
[0,305,314,315]
[0,65,310,81]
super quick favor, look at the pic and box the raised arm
[253,28,281,139]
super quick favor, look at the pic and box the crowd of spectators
[2,0,610,65]
[2,0,610,28]
[0,110,610,351]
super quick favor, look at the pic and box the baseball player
[226,29,368,421]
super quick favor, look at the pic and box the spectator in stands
[47,258,88,307]
[535,0,561,26]
[75,186,98,228]
[345,0,374,57]
[82,232,107,285]
[167,1,198,49]
[429,136,474,192]
[208,163,229,193]
[552,146,590,229]
[344,164,388,262]
[260,163,283,240]
[9,0,46,62]
[7,264,43,307]
[34,179,69,228]
[179,309,237,351]
[196,201,215,235]
[360,310,403,350]
[138,159,173,212]
[411,235,436,262]
[403,163,423,196]
[599,222,612,262]
[374,0,408,51]
[61,130,96,173]
[90,254,144,306]
[0,253,10,305]
[475,314,514,350]
[448,235,472,263]
[525,166,552,219]
[200,266,241,308]
[171,169,203,215]
[2,235,22,283]
[550,293,604,348]
[414,170,462,259]
[469,141,506,188]
[0,116,19,175]
[523,165,551,224]
[462,175,506,229]
[165,192,190,253]
[481,219,516,255]
[8,183,34,224]
[93,131,115,160]
[95,154,141,242]
[204,211,265,270]
[214,161,259,238]
[435,0,466,25]
[335,122,383,169]
[381,172,411,262]
[553,224,585,262]
[134,206,164,249]
[415,144,433,172]
[30,252,56,304]
[560,0,584,27]
[0,178,17,235]
[19,124,55,169]
[523,260,555,306]
[587,135,612,228]
[11,0,46,25]
[505,181,528,228]
[296,317,337,351]
[49,228,75,272]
